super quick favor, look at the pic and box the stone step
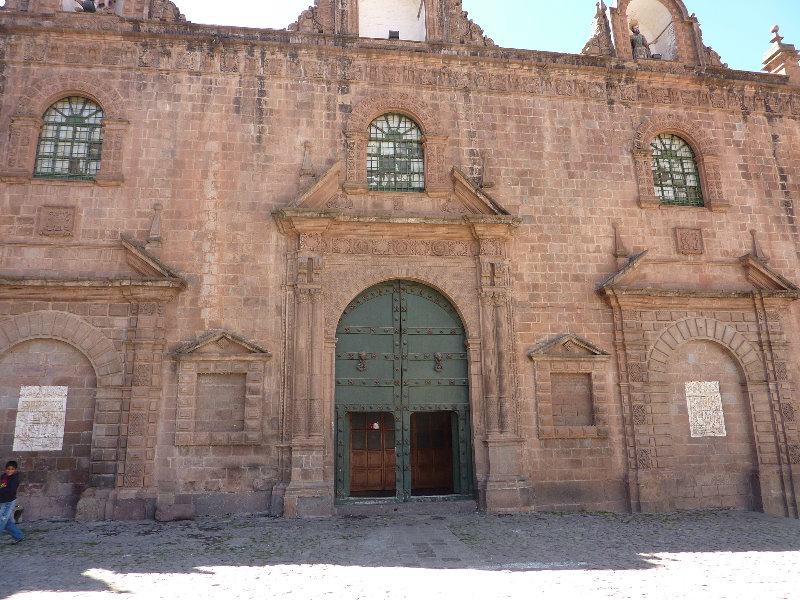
[335,497,478,517]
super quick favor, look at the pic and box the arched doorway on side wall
[334,280,473,502]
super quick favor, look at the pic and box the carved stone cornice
[273,206,519,259]
[0,277,186,302]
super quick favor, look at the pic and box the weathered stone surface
[154,503,196,522]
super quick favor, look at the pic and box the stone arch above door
[325,269,479,339]
[0,310,123,387]
[646,317,766,384]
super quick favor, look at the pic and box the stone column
[308,290,325,438]
[480,291,500,434]
[608,6,634,60]
[493,294,513,434]
[292,286,312,438]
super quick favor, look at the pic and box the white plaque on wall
[13,386,68,451]
[685,381,727,438]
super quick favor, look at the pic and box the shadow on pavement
[2,510,799,597]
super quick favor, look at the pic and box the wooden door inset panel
[350,412,396,496]
[411,411,454,495]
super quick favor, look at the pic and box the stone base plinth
[481,436,535,513]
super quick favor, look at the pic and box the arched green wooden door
[335,280,472,502]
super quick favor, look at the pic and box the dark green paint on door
[335,280,472,502]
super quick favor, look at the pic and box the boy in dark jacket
[0,461,24,543]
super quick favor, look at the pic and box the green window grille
[34,97,104,180]
[367,113,424,192]
[651,133,703,207]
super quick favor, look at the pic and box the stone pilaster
[479,291,499,434]
[422,135,449,197]
[633,149,659,209]
[0,116,42,183]
[282,237,332,517]
[472,225,534,513]
[95,119,128,187]
[342,131,369,194]
[113,300,165,520]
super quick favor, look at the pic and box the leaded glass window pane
[367,113,424,192]
[34,97,104,180]
[651,133,703,207]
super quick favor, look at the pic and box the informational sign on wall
[685,381,727,438]
[13,386,68,451]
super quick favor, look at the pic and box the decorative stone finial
[612,222,629,267]
[479,152,494,189]
[147,202,163,248]
[581,0,614,57]
[763,24,800,83]
[750,229,769,263]
[300,141,315,179]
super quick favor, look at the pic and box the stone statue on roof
[630,21,652,59]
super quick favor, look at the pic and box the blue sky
[177,0,800,73]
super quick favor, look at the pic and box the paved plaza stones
[2,510,800,599]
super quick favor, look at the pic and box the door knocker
[357,351,368,372]
[433,352,444,373]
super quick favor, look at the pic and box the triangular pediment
[289,162,509,217]
[529,334,610,359]
[739,254,800,292]
[598,250,800,297]
[172,330,271,357]
[121,235,183,280]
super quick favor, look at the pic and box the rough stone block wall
[551,373,594,427]
[195,374,246,434]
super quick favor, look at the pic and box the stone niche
[359,0,426,41]
[171,331,272,446]
[529,335,612,439]
[626,0,678,60]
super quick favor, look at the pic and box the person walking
[0,461,24,544]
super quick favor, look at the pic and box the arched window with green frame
[650,133,703,207]
[367,113,424,192]
[34,97,104,180]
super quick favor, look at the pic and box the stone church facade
[2,0,800,520]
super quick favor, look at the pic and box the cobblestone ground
[2,510,799,599]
